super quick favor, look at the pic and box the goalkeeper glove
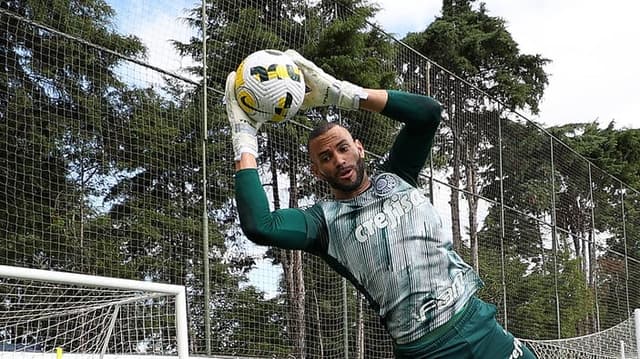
[225,71,261,161]
[284,49,368,111]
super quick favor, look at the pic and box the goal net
[522,309,640,359]
[0,265,188,359]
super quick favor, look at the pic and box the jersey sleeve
[234,168,326,252]
[379,90,442,186]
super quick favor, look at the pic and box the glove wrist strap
[337,81,368,110]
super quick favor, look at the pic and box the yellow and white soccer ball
[234,49,306,124]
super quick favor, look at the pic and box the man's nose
[334,154,347,168]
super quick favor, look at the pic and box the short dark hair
[307,122,347,150]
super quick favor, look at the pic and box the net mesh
[1,0,639,358]
[523,312,638,358]
[0,270,183,356]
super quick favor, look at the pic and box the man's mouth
[338,168,353,180]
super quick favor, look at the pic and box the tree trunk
[465,159,479,272]
[268,142,306,358]
[533,217,544,272]
[313,291,324,357]
[356,295,364,359]
[449,140,463,251]
[582,233,590,285]
[288,156,306,358]
[289,249,305,358]
[589,230,597,289]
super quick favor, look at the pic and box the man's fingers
[285,49,320,74]
[224,71,236,103]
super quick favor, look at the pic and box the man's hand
[225,71,261,161]
[284,49,368,111]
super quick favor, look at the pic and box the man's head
[308,123,369,199]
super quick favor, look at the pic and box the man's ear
[311,162,325,180]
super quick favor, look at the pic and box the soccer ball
[234,49,306,124]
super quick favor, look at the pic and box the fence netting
[1,1,638,358]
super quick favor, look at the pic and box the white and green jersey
[309,172,482,344]
[235,90,483,345]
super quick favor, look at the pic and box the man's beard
[326,156,366,193]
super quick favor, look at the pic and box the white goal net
[523,309,640,359]
[0,265,188,359]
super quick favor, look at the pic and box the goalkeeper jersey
[307,172,482,343]
[235,90,483,345]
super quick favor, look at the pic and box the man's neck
[333,176,372,200]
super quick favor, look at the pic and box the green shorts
[393,296,537,359]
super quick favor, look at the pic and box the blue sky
[375,0,640,129]
[110,0,196,78]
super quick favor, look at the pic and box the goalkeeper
[227,50,537,359]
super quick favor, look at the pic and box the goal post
[636,308,640,359]
[0,265,189,358]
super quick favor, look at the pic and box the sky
[374,0,640,130]
[112,0,640,130]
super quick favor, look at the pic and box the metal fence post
[549,138,561,338]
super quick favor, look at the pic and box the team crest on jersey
[373,173,398,197]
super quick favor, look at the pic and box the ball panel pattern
[234,50,305,124]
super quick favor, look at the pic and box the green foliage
[1,0,268,353]
[478,239,594,339]
[547,122,640,328]
[174,0,307,90]
[298,1,397,157]
[553,122,640,190]
[0,0,145,271]
[404,0,549,114]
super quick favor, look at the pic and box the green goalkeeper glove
[225,71,261,161]
[284,49,368,111]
